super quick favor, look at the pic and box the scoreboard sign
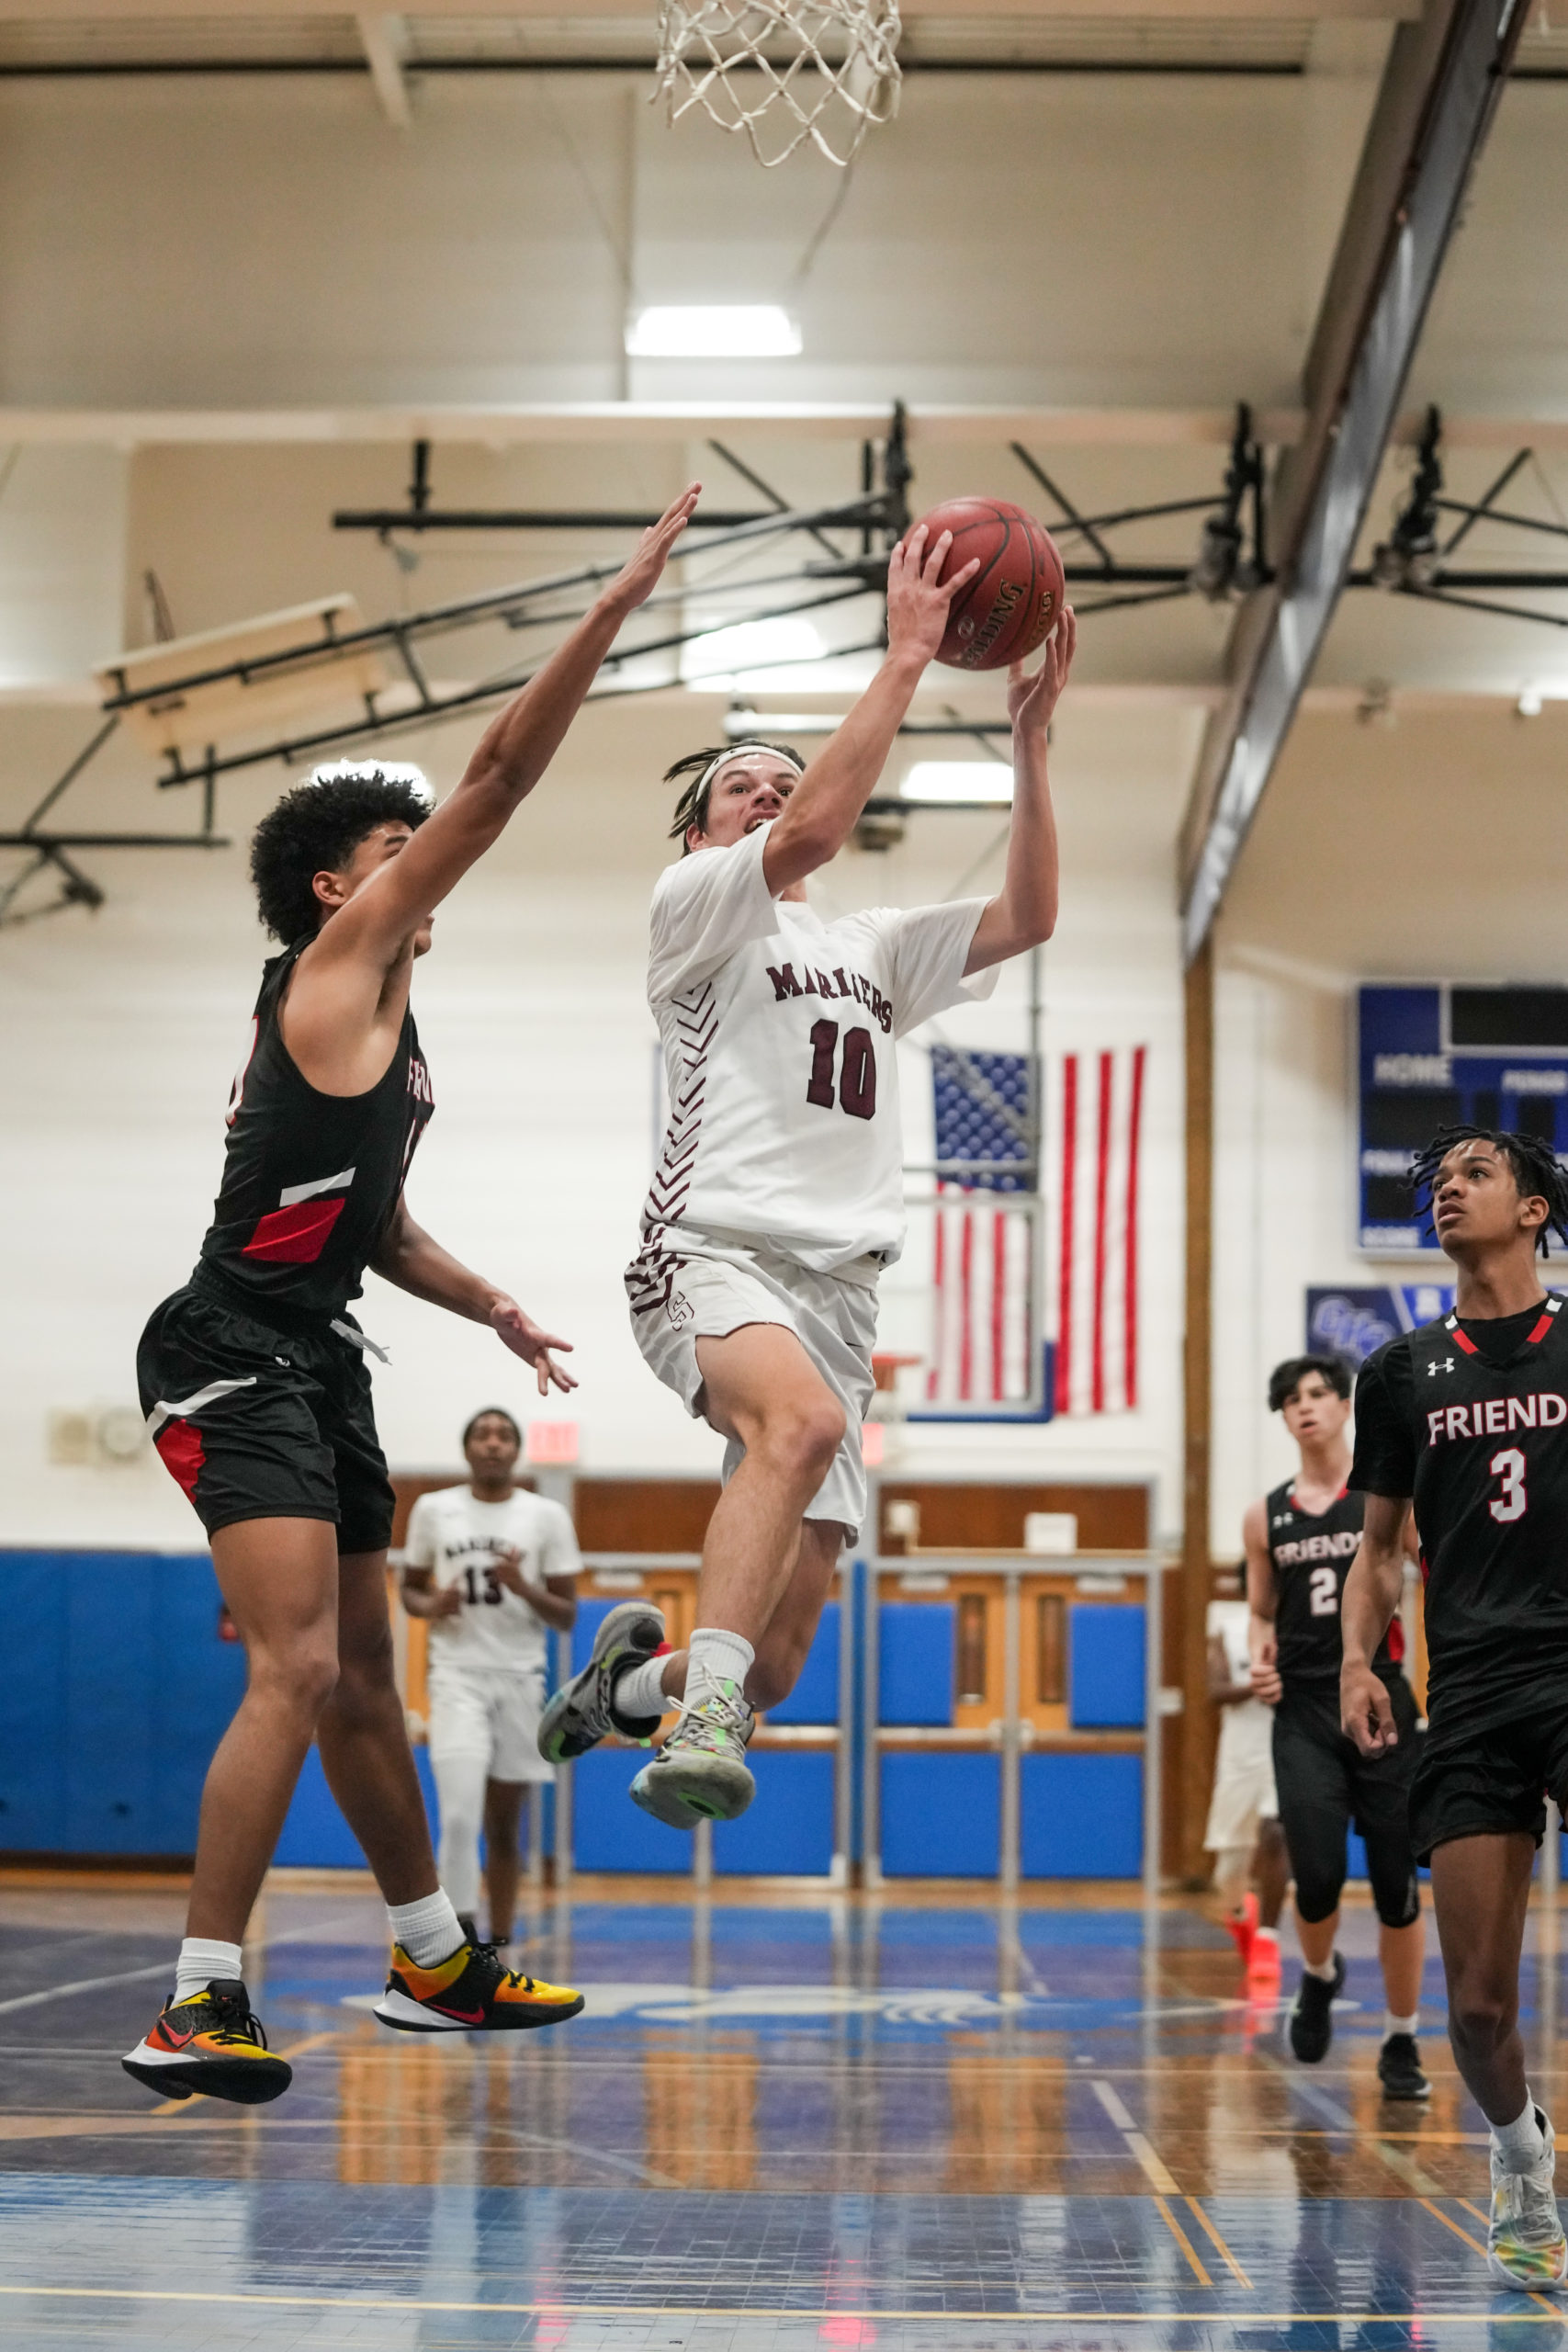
[1359,985,1568,1254]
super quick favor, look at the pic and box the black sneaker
[1289,1952,1346,2064]
[537,1600,666,1761]
[1378,2031,1431,2101]
[456,1913,479,1947]
[122,1979,292,2106]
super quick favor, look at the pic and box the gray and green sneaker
[537,1600,667,1762]
[630,1680,756,1827]
[1489,2109,1568,2291]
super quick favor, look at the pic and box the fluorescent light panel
[682,617,825,687]
[626,305,802,358]
[901,762,1014,805]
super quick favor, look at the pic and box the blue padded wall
[878,1603,954,1726]
[1068,1604,1146,1728]
[572,1747,692,1873]
[0,1552,247,1857]
[880,1751,998,1876]
[1021,1751,1142,1877]
[714,1750,835,1875]
[570,1597,617,1672]
[766,1602,840,1726]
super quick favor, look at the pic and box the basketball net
[652,0,902,169]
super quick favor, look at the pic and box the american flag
[922,1045,1146,1418]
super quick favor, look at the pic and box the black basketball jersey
[1268,1482,1402,1692]
[1402,1295,1568,1736]
[197,941,434,1320]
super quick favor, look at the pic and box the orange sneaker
[1247,1930,1283,1990]
[374,1938,584,2033]
[1224,1891,1258,1970]
[121,1979,292,2106]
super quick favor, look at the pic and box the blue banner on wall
[1305,1283,1456,1367]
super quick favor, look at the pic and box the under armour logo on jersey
[1427,1358,1455,1376]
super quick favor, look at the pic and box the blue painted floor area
[2,1882,1567,2347]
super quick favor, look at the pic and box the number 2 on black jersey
[1490,1446,1528,1524]
[805,1019,877,1121]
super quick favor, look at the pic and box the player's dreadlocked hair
[663,741,806,852]
[1408,1124,1568,1257]
[249,762,434,943]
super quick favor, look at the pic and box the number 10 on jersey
[806,1020,877,1121]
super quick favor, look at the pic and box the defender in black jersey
[1344,1125,1568,2290]
[1245,1355,1427,2097]
[121,487,700,2108]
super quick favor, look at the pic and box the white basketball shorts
[1203,1709,1280,1851]
[626,1223,878,1542]
[426,1663,554,1786]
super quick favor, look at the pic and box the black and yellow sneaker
[537,1600,667,1762]
[374,1938,584,2033]
[122,1979,292,2106]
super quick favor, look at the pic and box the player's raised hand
[1341,1660,1397,1756]
[605,483,702,615]
[886,525,981,667]
[1009,606,1077,742]
[489,1295,579,1396]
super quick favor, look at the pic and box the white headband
[697,741,806,797]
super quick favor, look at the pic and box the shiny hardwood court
[0,1875,1563,2347]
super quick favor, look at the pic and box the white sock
[686,1626,755,1707]
[1303,1953,1338,1982]
[616,1654,673,1719]
[1493,2092,1548,2172]
[387,1889,466,1967]
[1255,1926,1280,1946]
[174,1938,243,2003]
[1383,2009,1419,2040]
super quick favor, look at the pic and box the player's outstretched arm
[964,606,1075,973]
[761,524,979,893]
[1242,1496,1282,1704]
[1340,1493,1408,1754]
[315,483,701,967]
[370,1196,578,1396]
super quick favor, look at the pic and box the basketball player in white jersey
[541,523,1076,1826]
[402,1408,580,1943]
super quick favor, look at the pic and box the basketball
[907,497,1066,672]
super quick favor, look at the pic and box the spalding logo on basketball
[907,498,1066,673]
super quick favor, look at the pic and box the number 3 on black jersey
[1490,1446,1528,1524]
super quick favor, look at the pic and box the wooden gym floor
[0,1871,1560,2348]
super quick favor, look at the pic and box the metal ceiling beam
[1178,0,1529,961]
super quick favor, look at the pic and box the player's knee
[1293,1878,1343,1928]
[1373,1876,1420,1932]
[1450,1984,1514,2055]
[257,1635,338,1722]
[765,1396,846,1487]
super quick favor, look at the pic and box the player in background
[122,487,698,2106]
[401,1408,579,1946]
[1203,1566,1288,1992]
[1247,1354,1427,2098]
[542,526,1074,1830]
[1343,1127,1568,2290]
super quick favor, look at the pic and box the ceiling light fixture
[626,306,802,359]
[900,762,1014,806]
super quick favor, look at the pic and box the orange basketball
[908,498,1066,672]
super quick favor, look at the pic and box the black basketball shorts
[137,1276,395,1555]
[1408,1706,1568,1865]
[1272,1679,1421,1929]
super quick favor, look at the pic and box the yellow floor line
[10,2286,1560,2322]
[1151,2194,1212,2286]
[1184,2196,1252,2289]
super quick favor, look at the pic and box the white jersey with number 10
[642,822,998,1274]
